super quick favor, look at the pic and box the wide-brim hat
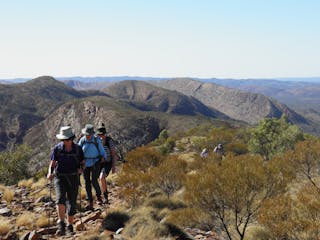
[56,126,75,140]
[96,123,107,135]
[82,124,95,135]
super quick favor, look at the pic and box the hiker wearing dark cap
[96,123,118,204]
[78,124,107,210]
[47,126,84,236]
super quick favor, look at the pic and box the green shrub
[0,145,32,185]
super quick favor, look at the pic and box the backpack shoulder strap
[93,136,101,155]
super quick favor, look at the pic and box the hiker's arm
[78,148,85,174]
[98,140,107,163]
[47,160,56,180]
[111,148,116,173]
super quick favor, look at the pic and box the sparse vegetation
[18,178,34,188]
[0,217,10,235]
[0,145,32,185]
[3,187,14,203]
[16,213,35,229]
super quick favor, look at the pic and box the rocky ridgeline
[0,179,220,240]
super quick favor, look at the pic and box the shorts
[100,161,112,178]
[54,174,79,216]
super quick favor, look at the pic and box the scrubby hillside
[23,95,230,173]
[2,118,318,240]
[0,76,86,151]
[103,80,229,119]
[152,78,309,126]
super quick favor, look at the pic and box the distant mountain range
[1,76,320,172]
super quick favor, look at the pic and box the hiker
[213,143,225,156]
[200,148,209,158]
[96,123,118,204]
[78,124,107,210]
[47,126,84,236]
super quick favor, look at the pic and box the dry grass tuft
[18,179,34,188]
[122,213,167,240]
[16,213,35,229]
[145,196,186,211]
[245,225,271,240]
[178,152,197,163]
[78,231,111,240]
[31,178,47,190]
[0,217,10,235]
[32,189,49,199]
[35,215,51,228]
[3,188,14,203]
[0,184,6,191]
[166,208,214,231]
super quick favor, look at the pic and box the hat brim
[82,128,95,135]
[96,131,105,135]
[56,133,75,140]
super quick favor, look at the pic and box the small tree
[291,139,320,194]
[0,145,32,185]
[185,154,290,240]
[248,115,303,160]
[258,185,320,240]
[124,146,163,173]
[151,156,187,198]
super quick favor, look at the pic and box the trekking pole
[46,179,52,239]
[79,184,83,226]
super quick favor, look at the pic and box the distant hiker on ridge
[78,124,107,210]
[47,126,85,236]
[213,143,225,156]
[96,123,118,204]
[200,148,209,158]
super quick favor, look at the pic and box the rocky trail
[0,176,220,240]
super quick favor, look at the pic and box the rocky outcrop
[0,76,86,151]
[23,96,162,173]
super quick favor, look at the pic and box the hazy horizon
[1,1,319,79]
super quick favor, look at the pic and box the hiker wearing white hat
[47,126,85,236]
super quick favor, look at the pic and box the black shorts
[100,161,112,177]
[54,174,79,216]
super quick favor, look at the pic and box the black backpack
[56,142,81,170]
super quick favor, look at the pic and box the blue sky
[0,0,319,79]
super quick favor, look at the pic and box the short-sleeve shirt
[51,142,84,174]
[103,137,115,162]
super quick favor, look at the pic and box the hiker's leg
[99,168,107,193]
[102,162,112,202]
[83,167,93,202]
[92,162,102,198]
[66,175,78,225]
[57,204,66,221]
[54,177,67,235]
[54,177,67,222]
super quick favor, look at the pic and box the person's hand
[78,168,84,175]
[47,173,54,181]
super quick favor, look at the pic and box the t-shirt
[51,142,84,174]
[103,137,115,162]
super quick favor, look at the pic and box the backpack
[56,142,81,170]
[79,136,102,159]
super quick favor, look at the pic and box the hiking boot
[56,221,66,236]
[85,201,94,211]
[103,191,109,204]
[66,224,74,235]
[97,196,103,205]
